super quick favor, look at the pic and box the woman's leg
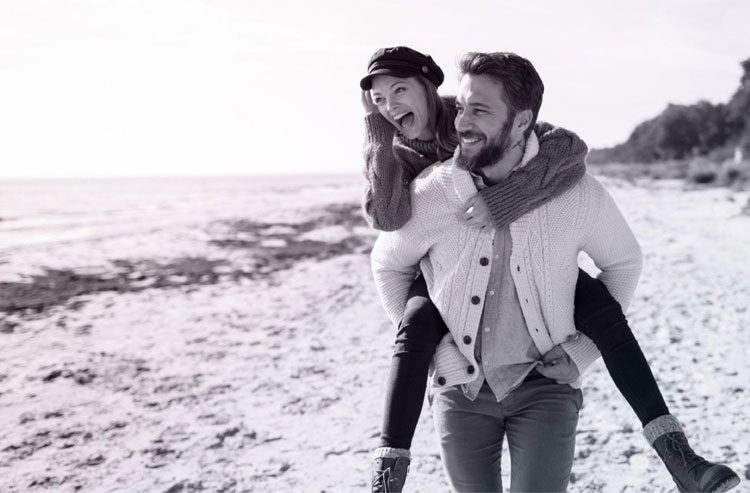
[380,274,449,449]
[372,274,449,493]
[573,268,669,425]
[574,269,740,492]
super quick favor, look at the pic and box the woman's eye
[395,87,406,93]
[374,98,384,105]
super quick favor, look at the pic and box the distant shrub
[687,157,719,184]
[718,159,750,188]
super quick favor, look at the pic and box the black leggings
[379,269,670,450]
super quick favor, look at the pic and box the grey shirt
[463,176,543,401]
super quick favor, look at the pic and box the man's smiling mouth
[460,134,483,145]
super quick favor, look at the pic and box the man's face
[454,74,516,172]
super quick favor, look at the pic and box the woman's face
[369,75,434,141]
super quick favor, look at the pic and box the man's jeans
[430,371,583,492]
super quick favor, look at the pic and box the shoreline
[0,203,375,320]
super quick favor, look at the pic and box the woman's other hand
[457,195,493,230]
[361,90,379,115]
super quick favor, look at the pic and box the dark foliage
[590,57,750,164]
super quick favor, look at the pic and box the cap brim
[359,68,415,90]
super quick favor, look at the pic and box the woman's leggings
[379,269,670,450]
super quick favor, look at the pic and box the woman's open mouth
[393,111,415,130]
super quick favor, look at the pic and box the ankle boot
[645,415,740,492]
[371,447,410,493]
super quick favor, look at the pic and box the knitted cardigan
[362,103,587,232]
[371,133,643,390]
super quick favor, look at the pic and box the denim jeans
[430,372,582,492]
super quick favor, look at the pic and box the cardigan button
[479,257,489,266]
[467,365,475,375]
[463,335,472,344]
[437,376,446,386]
[471,295,481,305]
[517,265,521,272]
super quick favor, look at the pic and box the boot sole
[709,474,740,492]
[674,467,740,493]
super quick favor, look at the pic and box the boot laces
[664,433,709,474]
[372,466,393,493]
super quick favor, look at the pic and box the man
[371,52,643,492]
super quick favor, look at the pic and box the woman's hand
[537,345,579,384]
[361,90,379,115]
[457,195,493,230]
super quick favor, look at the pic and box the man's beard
[455,119,514,173]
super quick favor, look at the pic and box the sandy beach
[0,175,749,492]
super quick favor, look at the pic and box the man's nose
[455,112,472,132]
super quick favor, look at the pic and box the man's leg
[504,372,582,493]
[431,382,505,492]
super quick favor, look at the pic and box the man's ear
[515,109,533,135]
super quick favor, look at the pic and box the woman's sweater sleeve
[479,123,588,230]
[361,113,413,232]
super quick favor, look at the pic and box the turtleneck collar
[396,133,441,161]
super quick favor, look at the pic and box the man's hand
[361,90,379,115]
[457,195,493,230]
[537,345,579,384]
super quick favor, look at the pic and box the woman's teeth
[393,111,413,127]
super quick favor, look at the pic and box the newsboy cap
[359,46,444,90]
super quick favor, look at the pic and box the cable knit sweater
[362,106,587,232]
[371,132,643,390]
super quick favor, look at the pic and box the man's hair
[458,52,544,139]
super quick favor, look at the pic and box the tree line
[589,57,750,164]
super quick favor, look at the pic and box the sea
[0,174,363,280]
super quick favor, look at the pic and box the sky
[0,0,748,178]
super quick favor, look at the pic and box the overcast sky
[1,0,748,178]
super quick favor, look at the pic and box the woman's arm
[362,112,414,232]
[479,122,588,230]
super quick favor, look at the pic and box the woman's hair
[415,75,458,161]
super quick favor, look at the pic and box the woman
[361,46,739,493]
